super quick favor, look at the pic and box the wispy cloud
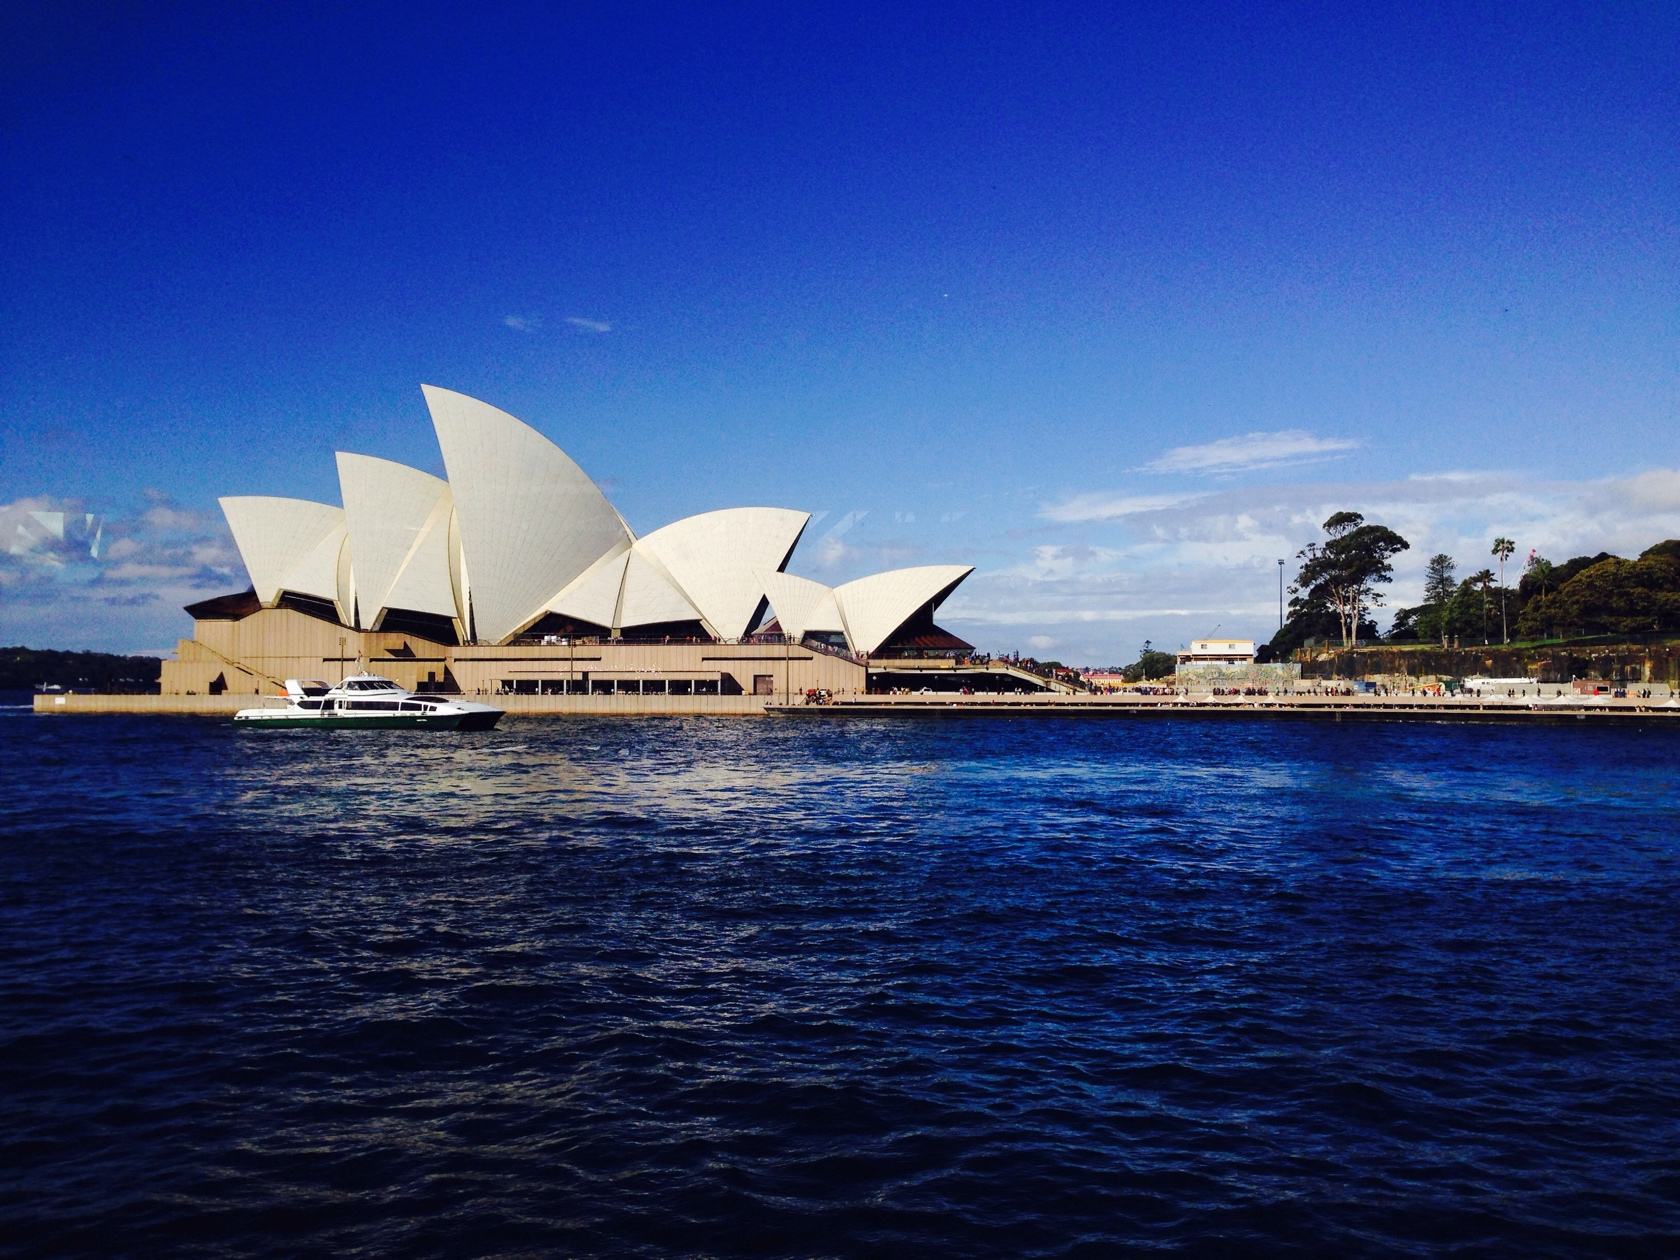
[1039,491,1207,523]
[1137,429,1358,476]
[502,314,541,333]
[565,316,612,333]
[1406,469,1502,483]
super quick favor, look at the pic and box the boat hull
[235,710,502,731]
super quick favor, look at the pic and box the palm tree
[1471,568,1495,643]
[1524,553,1555,639]
[1492,537,1515,643]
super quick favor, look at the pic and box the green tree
[1121,640,1177,683]
[1421,553,1456,647]
[1469,568,1495,643]
[1546,555,1680,636]
[1384,604,1422,642]
[1292,512,1410,649]
[1492,536,1516,643]
[1517,553,1553,638]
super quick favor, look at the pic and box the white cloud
[1039,491,1208,523]
[1406,469,1502,483]
[1027,634,1057,650]
[1620,468,1680,512]
[104,562,197,581]
[1137,429,1358,475]
[141,503,199,531]
[565,316,612,333]
[949,466,1680,664]
[503,314,540,333]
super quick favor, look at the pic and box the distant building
[1176,638,1257,670]
[1172,638,1300,693]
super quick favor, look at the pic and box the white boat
[234,673,503,730]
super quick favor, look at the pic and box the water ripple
[2,714,1678,1256]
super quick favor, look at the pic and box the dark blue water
[2,712,1678,1258]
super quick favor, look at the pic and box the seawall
[768,694,1680,723]
[1300,640,1680,687]
[32,691,1680,722]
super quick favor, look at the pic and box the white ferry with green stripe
[234,674,503,730]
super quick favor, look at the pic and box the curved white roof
[379,493,460,623]
[423,384,630,643]
[758,570,844,642]
[334,525,356,623]
[220,496,345,605]
[335,453,454,628]
[637,508,809,640]
[833,564,973,655]
[617,547,702,628]
[287,521,348,610]
[548,541,629,629]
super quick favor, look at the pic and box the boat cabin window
[341,679,398,693]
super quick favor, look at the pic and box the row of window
[296,699,434,712]
[495,678,732,696]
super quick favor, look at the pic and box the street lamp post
[1277,559,1285,630]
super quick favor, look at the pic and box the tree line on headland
[1,647,163,693]
[1266,514,1680,659]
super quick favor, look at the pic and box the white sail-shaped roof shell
[617,547,702,628]
[423,384,630,643]
[759,570,845,642]
[548,541,630,628]
[636,508,808,640]
[833,564,973,655]
[220,496,345,606]
[286,523,348,617]
[380,492,460,623]
[336,453,456,628]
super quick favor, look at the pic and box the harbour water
[3,711,1678,1256]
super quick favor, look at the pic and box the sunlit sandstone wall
[159,607,868,698]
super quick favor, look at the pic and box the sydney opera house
[161,386,1030,704]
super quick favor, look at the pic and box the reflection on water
[2,714,1678,1257]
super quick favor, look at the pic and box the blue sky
[3,3,1676,662]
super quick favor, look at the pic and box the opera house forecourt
[159,386,1038,711]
